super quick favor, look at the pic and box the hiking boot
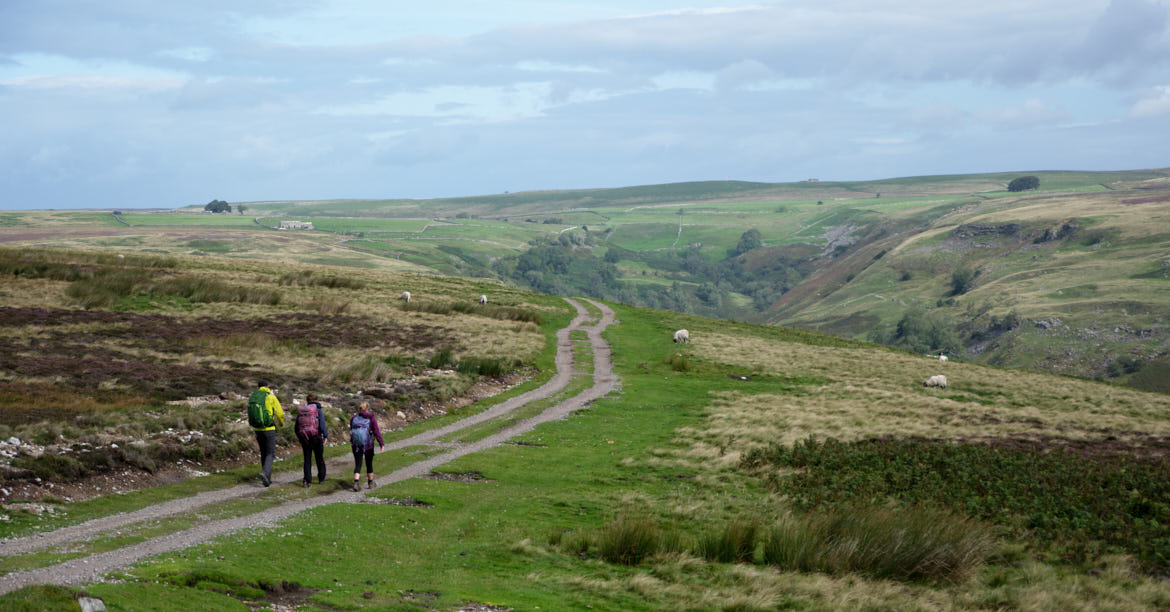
[302,481,310,488]
[352,481,361,492]
[367,479,375,489]
[259,473,271,487]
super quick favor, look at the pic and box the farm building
[278,220,314,230]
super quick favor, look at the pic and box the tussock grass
[277,270,366,290]
[400,299,542,324]
[558,509,987,585]
[598,514,664,565]
[320,354,396,385]
[667,353,691,372]
[763,508,993,583]
[65,268,281,309]
[0,247,176,281]
[304,297,351,315]
[698,515,760,564]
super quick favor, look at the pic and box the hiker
[295,393,328,487]
[350,401,384,492]
[247,380,284,487]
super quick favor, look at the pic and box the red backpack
[296,403,320,441]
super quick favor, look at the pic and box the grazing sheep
[923,374,948,388]
[399,291,411,303]
[479,294,488,305]
[673,329,690,344]
[939,354,948,363]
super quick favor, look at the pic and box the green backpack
[247,389,274,429]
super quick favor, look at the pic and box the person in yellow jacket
[248,380,285,487]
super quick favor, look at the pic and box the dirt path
[0,298,618,594]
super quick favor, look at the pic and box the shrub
[598,514,662,565]
[743,436,1170,573]
[12,454,85,481]
[668,353,691,372]
[949,267,979,296]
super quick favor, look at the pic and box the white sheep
[923,374,948,388]
[673,329,690,344]
[399,291,411,303]
[939,354,948,363]
[478,294,488,305]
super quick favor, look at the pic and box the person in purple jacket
[349,401,384,492]
[294,393,329,487]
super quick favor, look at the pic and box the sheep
[939,354,948,363]
[673,329,690,344]
[923,374,948,388]
[478,294,488,305]
[399,291,411,303]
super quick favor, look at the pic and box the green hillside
[5,168,1170,387]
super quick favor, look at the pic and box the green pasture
[281,217,430,233]
[605,223,680,251]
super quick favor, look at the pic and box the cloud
[1069,0,1169,76]
[975,99,1069,128]
[2,2,1168,210]
[1129,85,1170,117]
[715,60,774,92]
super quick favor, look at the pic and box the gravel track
[0,297,617,594]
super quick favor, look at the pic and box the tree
[203,199,231,213]
[1007,176,1039,192]
[735,228,763,255]
[950,267,980,296]
[237,204,248,215]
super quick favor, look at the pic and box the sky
[1,1,1169,210]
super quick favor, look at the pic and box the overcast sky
[2,1,1168,209]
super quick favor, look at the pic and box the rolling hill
[3,168,1169,389]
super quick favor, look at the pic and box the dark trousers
[300,436,326,483]
[352,447,374,475]
[255,430,276,484]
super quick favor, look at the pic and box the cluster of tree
[868,309,963,356]
[1007,176,1039,192]
[203,199,231,213]
[949,267,980,296]
[493,227,808,317]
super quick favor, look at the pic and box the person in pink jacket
[349,401,384,491]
